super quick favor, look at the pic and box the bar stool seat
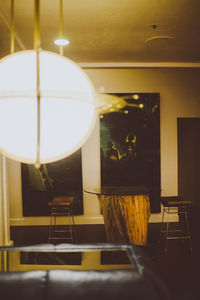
[161,196,192,253]
[48,197,75,244]
[161,198,191,207]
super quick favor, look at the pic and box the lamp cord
[34,0,41,168]
[59,0,64,55]
[10,0,14,54]
[34,0,40,50]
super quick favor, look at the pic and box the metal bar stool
[48,197,75,244]
[161,196,192,253]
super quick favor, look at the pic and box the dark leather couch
[0,244,169,300]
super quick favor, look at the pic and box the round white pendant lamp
[0,0,126,166]
[0,50,97,164]
[0,0,97,166]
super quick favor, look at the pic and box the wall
[7,67,200,226]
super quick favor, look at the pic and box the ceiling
[0,0,200,64]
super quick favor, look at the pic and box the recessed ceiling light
[54,39,70,46]
[133,94,139,100]
[145,35,175,43]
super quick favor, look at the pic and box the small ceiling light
[145,35,175,43]
[133,94,139,100]
[139,103,144,108]
[54,38,70,46]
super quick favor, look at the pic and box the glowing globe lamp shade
[0,50,97,164]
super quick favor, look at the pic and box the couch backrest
[0,268,169,300]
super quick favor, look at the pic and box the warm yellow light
[54,38,70,46]
[0,50,97,164]
[133,94,139,100]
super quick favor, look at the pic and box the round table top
[84,186,149,196]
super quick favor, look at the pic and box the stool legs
[184,207,192,252]
[161,205,192,253]
[65,208,75,243]
[48,208,55,241]
[48,207,75,244]
[164,211,170,253]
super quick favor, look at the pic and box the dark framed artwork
[100,93,161,213]
[21,149,83,216]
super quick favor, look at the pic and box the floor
[10,222,200,300]
[146,223,200,300]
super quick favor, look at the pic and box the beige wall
[7,67,200,225]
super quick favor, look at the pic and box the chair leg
[67,209,74,243]
[184,206,192,251]
[48,208,54,242]
[164,215,169,253]
[71,209,76,242]
[161,207,165,232]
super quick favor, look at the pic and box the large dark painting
[100,93,160,213]
[21,150,83,216]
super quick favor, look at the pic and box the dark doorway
[178,118,200,253]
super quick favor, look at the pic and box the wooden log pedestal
[85,186,151,246]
